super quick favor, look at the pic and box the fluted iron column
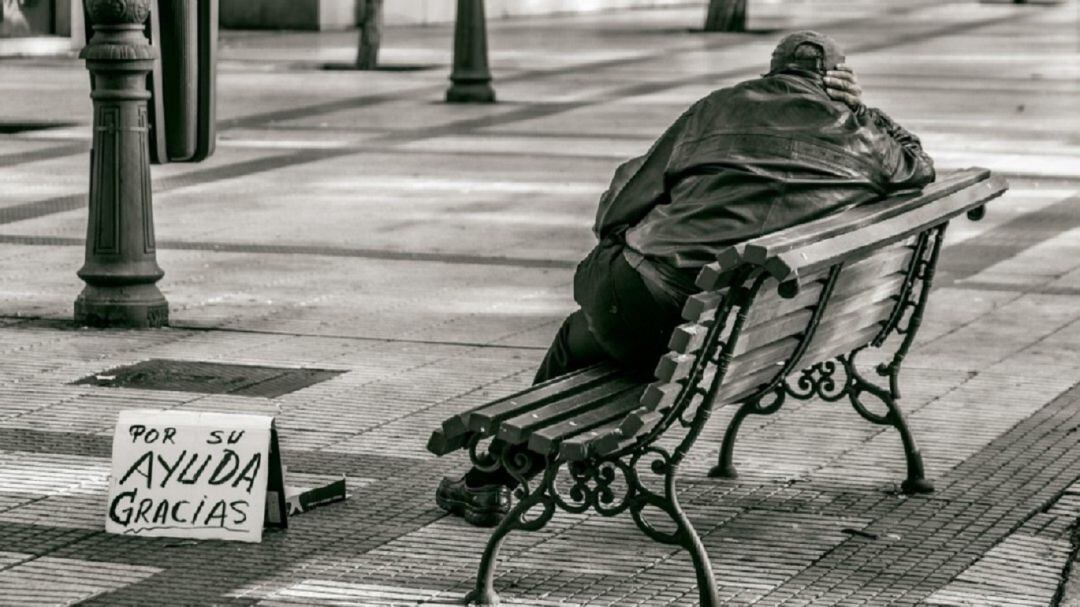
[75,0,168,328]
[446,0,495,103]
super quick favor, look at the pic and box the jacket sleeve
[593,108,692,240]
[863,106,936,191]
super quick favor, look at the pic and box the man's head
[769,31,845,75]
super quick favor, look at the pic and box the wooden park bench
[427,168,1008,606]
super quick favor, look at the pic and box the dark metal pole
[76,0,169,328]
[704,0,747,32]
[446,0,495,103]
[356,0,384,70]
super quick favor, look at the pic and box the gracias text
[109,424,263,530]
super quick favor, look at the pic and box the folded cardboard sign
[105,410,288,543]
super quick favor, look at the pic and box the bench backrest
[606,168,1009,460]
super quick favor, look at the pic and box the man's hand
[824,64,863,110]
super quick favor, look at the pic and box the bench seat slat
[466,364,626,435]
[595,411,666,459]
[528,387,647,455]
[655,352,696,383]
[426,428,472,456]
[682,290,725,323]
[641,381,684,410]
[497,378,641,444]
[669,321,712,355]
[559,417,627,461]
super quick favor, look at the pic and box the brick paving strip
[751,380,1080,606]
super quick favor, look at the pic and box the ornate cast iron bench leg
[841,348,932,494]
[464,443,557,607]
[628,450,720,606]
[837,227,948,495]
[709,396,782,479]
[708,227,947,493]
[463,446,721,606]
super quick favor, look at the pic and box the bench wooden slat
[693,245,743,291]
[735,308,815,356]
[439,364,609,437]
[466,364,626,435]
[528,387,646,455]
[497,378,641,444]
[426,427,472,457]
[559,417,627,461]
[715,364,783,403]
[737,272,907,356]
[715,322,884,403]
[616,408,668,442]
[669,321,712,355]
[726,296,898,381]
[595,410,666,459]
[765,175,1007,284]
[682,290,726,323]
[741,168,990,264]
[743,277,822,325]
[641,380,684,410]
[654,352,697,383]
[743,239,913,328]
[797,322,884,370]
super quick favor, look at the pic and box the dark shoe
[436,476,510,527]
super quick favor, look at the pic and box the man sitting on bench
[437,31,936,527]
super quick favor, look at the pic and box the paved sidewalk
[2,1,1080,604]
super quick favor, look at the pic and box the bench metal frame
[465,264,759,606]
[712,224,946,495]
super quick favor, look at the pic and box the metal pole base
[707,463,737,479]
[900,477,934,495]
[75,283,169,328]
[446,81,496,103]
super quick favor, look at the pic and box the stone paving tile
[926,483,1080,607]
[0,555,161,606]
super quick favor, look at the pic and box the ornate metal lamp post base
[76,0,169,328]
[446,0,495,103]
[75,284,168,328]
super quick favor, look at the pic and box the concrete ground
[1,0,1080,604]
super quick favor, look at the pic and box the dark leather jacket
[594,69,935,292]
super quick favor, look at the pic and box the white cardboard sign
[105,410,285,543]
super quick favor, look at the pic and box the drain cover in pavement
[73,359,345,398]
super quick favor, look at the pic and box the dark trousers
[536,239,684,382]
[466,241,684,488]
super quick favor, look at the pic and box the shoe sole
[435,491,504,528]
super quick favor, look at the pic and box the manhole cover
[73,359,345,398]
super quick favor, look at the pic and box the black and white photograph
[0,0,1078,604]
